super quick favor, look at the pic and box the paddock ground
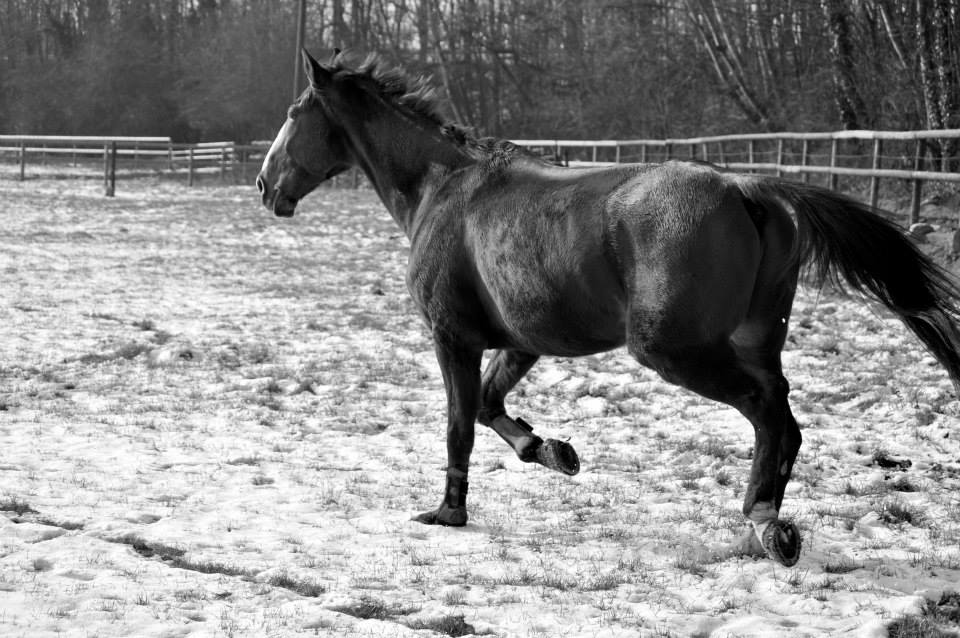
[1,177,959,637]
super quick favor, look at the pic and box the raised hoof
[411,504,467,527]
[536,439,580,476]
[761,520,802,567]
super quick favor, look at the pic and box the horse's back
[434,159,770,355]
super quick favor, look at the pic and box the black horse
[257,50,960,566]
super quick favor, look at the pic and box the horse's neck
[347,116,469,238]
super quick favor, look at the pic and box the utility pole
[293,0,307,101]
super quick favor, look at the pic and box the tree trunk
[822,0,870,129]
[915,0,959,168]
[684,0,776,130]
[332,0,345,48]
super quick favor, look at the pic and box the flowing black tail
[737,176,960,392]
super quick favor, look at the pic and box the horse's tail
[736,175,960,392]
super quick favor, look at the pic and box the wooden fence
[4,131,960,223]
[0,135,269,194]
[514,129,960,224]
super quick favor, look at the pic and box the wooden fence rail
[514,129,960,224]
[0,136,272,194]
[4,131,960,221]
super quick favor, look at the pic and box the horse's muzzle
[273,194,298,218]
[256,173,298,217]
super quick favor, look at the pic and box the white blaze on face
[261,119,293,176]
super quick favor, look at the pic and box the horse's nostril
[256,176,265,194]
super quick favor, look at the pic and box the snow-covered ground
[1,176,958,637]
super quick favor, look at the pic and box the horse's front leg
[478,349,580,476]
[413,338,482,527]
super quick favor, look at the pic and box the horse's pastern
[411,505,467,527]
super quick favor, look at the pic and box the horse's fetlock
[444,470,469,509]
[745,500,778,523]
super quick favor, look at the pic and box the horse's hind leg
[634,338,801,566]
[478,349,580,475]
[728,208,803,555]
[733,303,803,520]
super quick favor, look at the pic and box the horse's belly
[503,308,626,356]
[483,276,627,356]
[470,208,626,355]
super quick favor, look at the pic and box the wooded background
[2,1,958,147]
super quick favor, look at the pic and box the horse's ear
[302,48,331,88]
[329,48,341,65]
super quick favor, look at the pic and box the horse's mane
[316,51,535,165]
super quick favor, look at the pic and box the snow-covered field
[1,176,959,638]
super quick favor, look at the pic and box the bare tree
[1,0,953,142]
[822,0,871,129]
[684,0,804,130]
[915,0,959,168]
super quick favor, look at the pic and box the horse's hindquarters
[616,168,763,351]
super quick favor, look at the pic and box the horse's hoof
[536,439,580,476]
[761,520,802,567]
[411,504,467,527]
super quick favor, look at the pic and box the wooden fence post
[220,148,227,182]
[747,139,755,173]
[801,139,810,183]
[640,144,647,163]
[614,143,621,164]
[188,147,195,187]
[19,142,26,181]
[775,138,784,177]
[718,141,725,165]
[102,143,109,193]
[911,139,923,225]
[104,142,116,197]
[829,139,839,190]
[110,142,117,195]
[869,138,882,208]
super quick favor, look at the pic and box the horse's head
[256,49,351,217]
